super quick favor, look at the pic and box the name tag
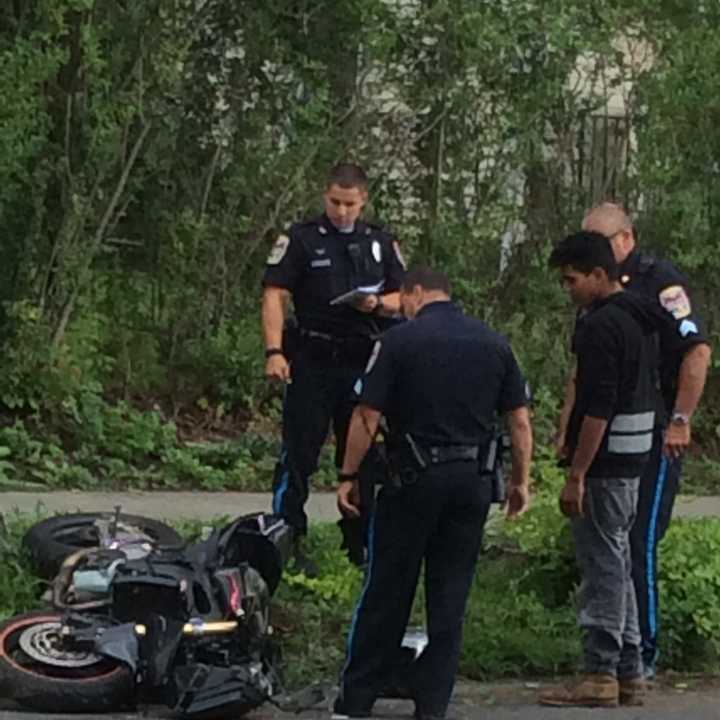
[311,259,332,268]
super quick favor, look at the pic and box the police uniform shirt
[357,301,528,447]
[618,250,707,407]
[262,215,406,337]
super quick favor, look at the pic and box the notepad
[329,281,385,306]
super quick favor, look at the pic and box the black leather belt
[426,445,478,463]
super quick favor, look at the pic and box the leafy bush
[659,518,720,670]
[0,416,281,491]
[0,512,46,620]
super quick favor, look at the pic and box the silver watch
[670,412,690,426]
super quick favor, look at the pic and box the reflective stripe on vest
[607,411,655,454]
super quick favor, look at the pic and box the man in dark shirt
[261,163,406,574]
[555,203,711,677]
[542,232,703,708]
[332,267,533,720]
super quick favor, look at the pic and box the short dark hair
[402,266,451,295]
[548,231,619,281]
[326,163,368,191]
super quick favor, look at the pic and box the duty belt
[299,328,379,344]
[426,445,479,464]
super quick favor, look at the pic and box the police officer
[262,163,406,575]
[555,203,711,679]
[333,267,533,720]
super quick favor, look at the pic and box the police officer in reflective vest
[333,266,533,720]
[555,203,711,679]
[262,163,406,575]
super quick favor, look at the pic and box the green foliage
[659,518,720,670]
[460,555,579,678]
[0,512,46,620]
[0,414,281,491]
[0,0,718,468]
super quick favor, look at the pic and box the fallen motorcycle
[0,511,292,718]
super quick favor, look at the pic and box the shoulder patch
[266,234,290,265]
[658,284,691,319]
[393,241,407,270]
[365,340,382,374]
[679,319,698,337]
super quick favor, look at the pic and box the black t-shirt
[358,301,528,447]
[262,214,406,337]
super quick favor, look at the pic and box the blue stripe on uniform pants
[646,454,668,640]
[273,383,291,516]
[273,449,289,514]
[341,510,376,680]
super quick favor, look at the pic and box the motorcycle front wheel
[0,611,134,712]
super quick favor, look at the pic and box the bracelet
[265,348,284,359]
[338,471,359,483]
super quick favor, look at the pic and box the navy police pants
[271,342,377,541]
[338,461,492,718]
[630,427,682,672]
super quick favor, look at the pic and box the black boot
[291,536,319,578]
[338,517,367,568]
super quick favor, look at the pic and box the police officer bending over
[332,267,532,720]
[262,163,406,575]
[555,203,711,678]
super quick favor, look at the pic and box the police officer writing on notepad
[332,266,533,720]
[261,163,406,576]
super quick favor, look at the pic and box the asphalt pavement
[0,678,718,720]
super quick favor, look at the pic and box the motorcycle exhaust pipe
[134,620,239,637]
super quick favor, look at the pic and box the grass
[680,454,720,496]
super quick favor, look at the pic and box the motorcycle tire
[0,611,134,712]
[23,511,183,580]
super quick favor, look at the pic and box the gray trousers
[571,476,642,678]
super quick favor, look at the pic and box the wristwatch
[670,411,690,426]
[265,348,284,359]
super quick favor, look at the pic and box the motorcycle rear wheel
[0,611,134,712]
[23,511,183,579]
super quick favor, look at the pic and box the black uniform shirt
[618,250,707,409]
[262,214,406,337]
[358,301,528,447]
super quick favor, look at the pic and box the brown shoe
[619,677,646,706]
[539,674,619,707]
